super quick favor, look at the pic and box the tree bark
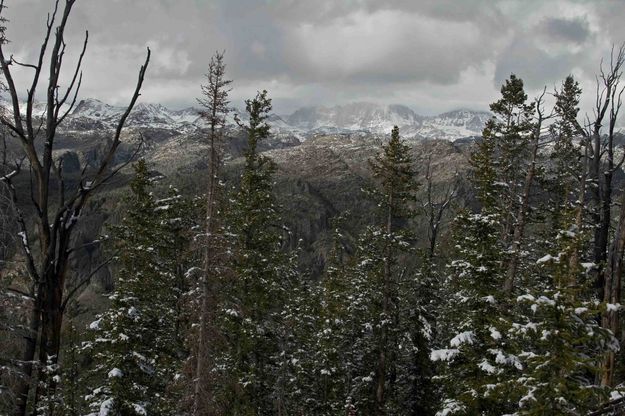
[601,191,625,386]
[0,1,150,409]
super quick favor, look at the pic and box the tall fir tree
[436,73,619,416]
[510,75,617,415]
[434,75,537,415]
[87,160,190,416]
[194,50,232,416]
[338,126,435,414]
[434,211,521,416]
[212,90,296,415]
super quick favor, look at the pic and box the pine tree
[194,50,232,416]
[513,236,616,415]
[212,90,296,414]
[436,73,619,416]
[87,160,189,416]
[336,126,434,415]
[434,211,521,416]
[510,75,617,415]
[434,75,538,415]
[284,213,354,415]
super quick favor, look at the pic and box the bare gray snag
[422,154,458,259]
[556,44,625,387]
[0,0,150,413]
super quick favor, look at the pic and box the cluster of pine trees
[17,48,625,416]
[0,0,624,404]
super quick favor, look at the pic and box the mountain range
[60,99,490,141]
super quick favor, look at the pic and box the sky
[2,0,625,115]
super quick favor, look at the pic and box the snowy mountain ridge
[8,98,491,141]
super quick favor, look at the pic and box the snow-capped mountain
[418,109,491,141]
[286,103,423,135]
[68,98,203,131]
[10,98,490,141]
[284,103,490,140]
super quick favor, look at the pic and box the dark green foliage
[436,74,618,416]
[435,212,521,416]
[472,74,535,219]
[212,90,296,414]
[87,160,191,415]
[335,127,435,415]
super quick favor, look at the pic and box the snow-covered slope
[417,109,491,141]
[284,103,489,140]
[8,98,490,141]
[68,99,202,131]
[286,103,423,135]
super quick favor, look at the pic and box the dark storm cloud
[539,17,591,44]
[0,0,620,114]
[494,37,578,89]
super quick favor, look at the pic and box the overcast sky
[2,0,624,115]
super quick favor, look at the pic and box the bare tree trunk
[424,156,457,260]
[0,1,151,411]
[568,146,588,284]
[194,132,218,416]
[600,48,625,385]
[602,191,625,386]
[585,45,625,303]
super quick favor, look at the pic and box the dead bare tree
[572,45,625,303]
[0,0,150,413]
[193,50,231,416]
[589,45,625,387]
[422,154,458,259]
[560,45,625,387]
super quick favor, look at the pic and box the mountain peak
[16,97,488,141]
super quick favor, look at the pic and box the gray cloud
[0,0,621,114]
[494,37,578,89]
[539,17,591,44]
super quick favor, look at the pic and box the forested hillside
[3,1,625,416]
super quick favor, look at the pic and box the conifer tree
[434,212,521,416]
[285,216,352,415]
[510,75,617,415]
[436,73,619,416]
[339,126,433,414]
[434,75,537,415]
[194,51,232,416]
[213,90,296,414]
[87,160,190,416]
[513,233,616,415]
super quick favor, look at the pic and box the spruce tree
[510,76,617,415]
[436,73,619,416]
[434,212,521,416]
[213,90,296,414]
[284,213,356,415]
[87,160,189,416]
[339,126,433,414]
[194,50,232,415]
[434,75,537,415]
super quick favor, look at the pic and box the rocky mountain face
[61,98,489,141]
[285,103,490,140]
[5,98,477,294]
